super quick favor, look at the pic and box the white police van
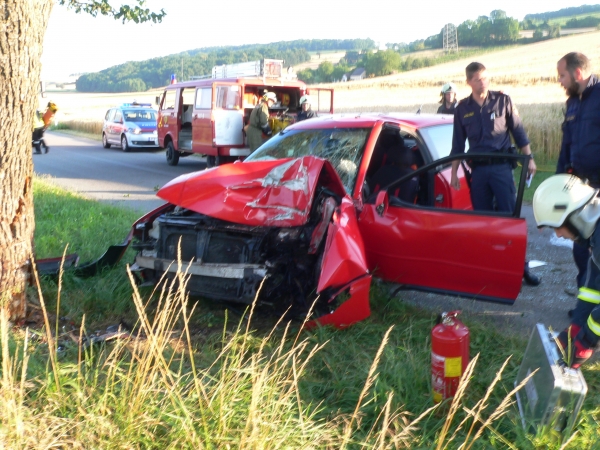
[102,102,158,151]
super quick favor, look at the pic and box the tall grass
[0,262,569,449]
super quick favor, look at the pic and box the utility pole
[443,23,458,53]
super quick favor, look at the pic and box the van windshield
[245,128,371,194]
[124,110,157,122]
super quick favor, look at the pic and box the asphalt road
[34,131,577,339]
[33,131,208,214]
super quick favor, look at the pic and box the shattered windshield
[245,128,371,193]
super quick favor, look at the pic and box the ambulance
[155,59,334,167]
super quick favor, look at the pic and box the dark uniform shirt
[451,90,530,156]
[297,109,317,122]
[557,75,600,183]
[437,102,457,114]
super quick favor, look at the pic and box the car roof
[287,113,453,131]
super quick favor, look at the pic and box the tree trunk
[0,0,53,321]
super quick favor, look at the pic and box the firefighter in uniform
[556,52,600,290]
[450,62,539,285]
[297,95,317,121]
[247,92,276,152]
[436,82,458,114]
[533,174,600,367]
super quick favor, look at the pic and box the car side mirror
[375,190,389,217]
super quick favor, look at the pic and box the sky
[40,0,578,81]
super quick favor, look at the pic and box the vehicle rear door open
[192,85,213,152]
[306,88,334,114]
[213,83,244,146]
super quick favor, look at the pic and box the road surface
[34,131,578,338]
[33,131,208,213]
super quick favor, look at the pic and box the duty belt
[469,155,511,168]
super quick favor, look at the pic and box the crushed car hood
[157,156,347,227]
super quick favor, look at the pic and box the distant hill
[524,4,600,21]
[75,39,376,93]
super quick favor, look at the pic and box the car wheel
[102,133,111,148]
[121,135,130,152]
[206,155,216,168]
[166,142,180,166]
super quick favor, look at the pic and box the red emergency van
[155,59,334,167]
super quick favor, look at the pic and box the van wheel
[121,135,130,152]
[166,142,180,166]
[102,133,111,148]
[206,155,216,168]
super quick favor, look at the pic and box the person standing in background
[247,92,276,152]
[437,83,458,114]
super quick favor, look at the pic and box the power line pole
[443,23,458,53]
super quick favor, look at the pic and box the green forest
[75,39,375,93]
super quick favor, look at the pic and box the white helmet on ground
[299,95,312,106]
[533,174,597,231]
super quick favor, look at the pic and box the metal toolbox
[515,323,587,440]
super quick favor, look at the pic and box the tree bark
[0,0,53,321]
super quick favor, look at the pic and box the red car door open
[357,153,529,303]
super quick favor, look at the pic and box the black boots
[523,261,540,286]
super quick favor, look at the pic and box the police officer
[533,175,600,367]
[437,83,458,114]
[450,62,539,285]
[297,95,317,122]
[556,52,600,291]
[247,92,276,152]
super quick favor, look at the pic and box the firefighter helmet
[263,92,277,102]
[441,83,457,95]
[533,175,597,228]
[299,95,312,106]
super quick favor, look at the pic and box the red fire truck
[155,59,334,167]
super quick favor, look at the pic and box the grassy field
[0,178,594,448]
[294,51,346,71]
[548,12,600,26]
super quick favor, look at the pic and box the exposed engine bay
[132,187,341,318]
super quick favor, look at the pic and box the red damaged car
[129,113,531,328]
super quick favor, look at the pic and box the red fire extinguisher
[431,310,470,403]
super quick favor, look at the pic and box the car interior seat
[368,135,419,204]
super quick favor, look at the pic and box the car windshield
[123,110,156,122]
[418,123,468,160]
[245,128,371,194]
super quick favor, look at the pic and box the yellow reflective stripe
[587,315,600,337]
[577,287,600,304]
